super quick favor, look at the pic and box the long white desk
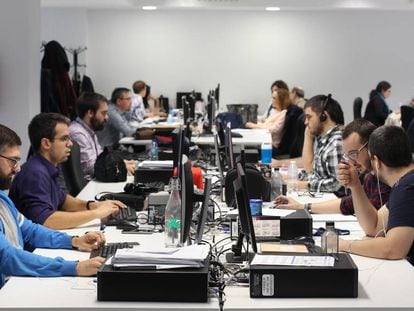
[2,179,414,310]
[192,128,271,147]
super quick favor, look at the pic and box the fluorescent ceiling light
[142,6,157,10]
[265,7,280,11]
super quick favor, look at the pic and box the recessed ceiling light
[142,6,157,11]
[265,7,281,11]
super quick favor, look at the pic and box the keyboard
[105,206,137,226]
[90,242,140,258]
[143,181,165,191]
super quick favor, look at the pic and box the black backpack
[94,148,127,182]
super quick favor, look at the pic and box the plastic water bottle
[164,177,182,247]
[149,139,159,160]
[321,221,338,254]
[287,160,298,194]
[261,142,272,164]
[271,168,283,200]
[167,112,174,124]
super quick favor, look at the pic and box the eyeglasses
[344,142,368,161]
[53,135,72,143]
[0,154,20,169]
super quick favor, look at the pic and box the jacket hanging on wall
[41,40,76,117]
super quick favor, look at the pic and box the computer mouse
[116,220,139,231]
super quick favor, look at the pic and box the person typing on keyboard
[0,124,106,288]
[9,113,127,230]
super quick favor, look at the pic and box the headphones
[319,94,332,122]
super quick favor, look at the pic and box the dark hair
[270,80,289,92]
[369,81,391,100]
[342,119,376,144]
[111,87,130,104]
[132,81,146,94]
[76,92,108,118]
[0,124,21,153]
[276,89,292,110]
[291,86,305,98]
[304,94,344,125]
[368,125,411,168]
[28,113,70,152]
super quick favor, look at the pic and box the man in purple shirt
[9,113,125,230]
[69,92,135,181]
[275,119,391,214]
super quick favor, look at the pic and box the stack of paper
[111,244,210,270]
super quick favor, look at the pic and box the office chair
[400,105,414,131]
[273,105,304,159]
[353,97,363,120]
[61,140,88,196]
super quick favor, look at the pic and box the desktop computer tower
[97,260,209,302]
[250,253,358,298]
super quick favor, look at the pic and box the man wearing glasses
[338,126,414,264]
[9,113,126,230]
[275,119,391,215]
[0,123,105,288]
[97,87,138,148]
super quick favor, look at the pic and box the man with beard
[275,119,391,214]
[69,92,136,180]
[9,113,125,230]
[0,123,105,288]
[337,126,414,264]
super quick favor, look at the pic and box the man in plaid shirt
[275,119,391,215]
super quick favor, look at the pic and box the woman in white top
[245,89,292,148]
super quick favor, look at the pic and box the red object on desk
[173,163,204,190]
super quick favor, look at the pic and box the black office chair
[61,140,88,196]
[353,97,363,120]
[401,105,414,131]
[272,105,304,159]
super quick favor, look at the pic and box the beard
[91,117,106,131]
[0,173,12,190]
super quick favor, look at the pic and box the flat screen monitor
[194,175,212,244]
[180,155,194,245]
[225,122,235,170]
[176,92,202,109]
[216,117,225,146]
[214,134,226,183]
[234,162,258,253]
[214,83,220,109]
[143,85,151,109]
[172,126,189,171]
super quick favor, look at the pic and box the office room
[1,0,414,310]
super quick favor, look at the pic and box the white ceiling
[41,0,414,11]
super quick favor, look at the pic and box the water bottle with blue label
[261,142,272,164]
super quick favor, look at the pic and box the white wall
[43,9,414,123]
[41,8,88,79]
[0,0,40,160]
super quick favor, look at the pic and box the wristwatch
[304,203,312,214]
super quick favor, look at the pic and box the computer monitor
[159,95,169,113]
[226,162,258,263]
[143,85,151,109]
[176,92,202,109]
[194,175,212,244]
[172,126,190,170]
[216,117,225,146]
[214,134,226,183]
[180,155,194,245]
[225,122,235,170]
[214,83,220,110]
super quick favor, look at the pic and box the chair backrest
[224,164,271,207]
[407,118,414,153]
[61,140,88,196]
[215,112,244,129]
[401,105,414,131]
[353,97,363,120]
[273,105,304,158]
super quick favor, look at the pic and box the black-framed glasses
[0,154,20,169]
[344,142,368,161]
[53,135,72,143]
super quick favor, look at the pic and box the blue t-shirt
[387,169,414,263]
[9,154,66,225]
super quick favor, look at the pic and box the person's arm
[308,139,342,193]
[301,127,315,172]
[275,195,342,213]
[337,162,382,235]
[68,130,97,180]
[43,196,123,230]
[339,226,414,260]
